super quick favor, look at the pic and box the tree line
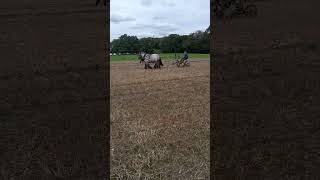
[110,26,210,54]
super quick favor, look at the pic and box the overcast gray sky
[110,0,210,41]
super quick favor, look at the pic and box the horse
[138,52,163,69]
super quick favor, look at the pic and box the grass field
[110,53,209,62]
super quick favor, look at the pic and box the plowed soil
[111,60,210,179]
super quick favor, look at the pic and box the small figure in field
[181,50,189,63]
[175,50,190,67]
[96,0,106,6]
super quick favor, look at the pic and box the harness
[144,54,153,63]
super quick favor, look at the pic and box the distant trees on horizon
[110,26,210,54]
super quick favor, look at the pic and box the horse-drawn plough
[174,56,190,67]
[138,52,190,69]
[138,52,163,69]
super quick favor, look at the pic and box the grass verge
[110,53,209,62]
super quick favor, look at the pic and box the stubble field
[110,59,210,179]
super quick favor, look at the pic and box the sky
[110,0,210,41]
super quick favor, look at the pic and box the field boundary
[111,58,210,64]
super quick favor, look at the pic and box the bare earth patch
[111,60,210,179]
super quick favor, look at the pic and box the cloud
[129,23,179,38]
[137,34,150,38]
[152,16,166,20]
[141,0,175,7]
[131,23,179,33]
[111,14,136,23]
[111,0,210,40]
[160,0,176,7]
[158,32,170,37]
[141,0,153,6]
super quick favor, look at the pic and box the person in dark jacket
[182,50,188,61]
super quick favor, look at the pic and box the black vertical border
[210,0,320,179]
[0,1,110,179]
[106,0,111,179]
[209,0,214,179]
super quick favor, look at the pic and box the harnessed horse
[138,52,163,69]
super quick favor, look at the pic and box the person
[181,50,188,62]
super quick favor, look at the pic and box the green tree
[186,30,209,53]
[160,34,184,53]
[139,37,160,54]
[110,34,140,54]
[111,26,210,54]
